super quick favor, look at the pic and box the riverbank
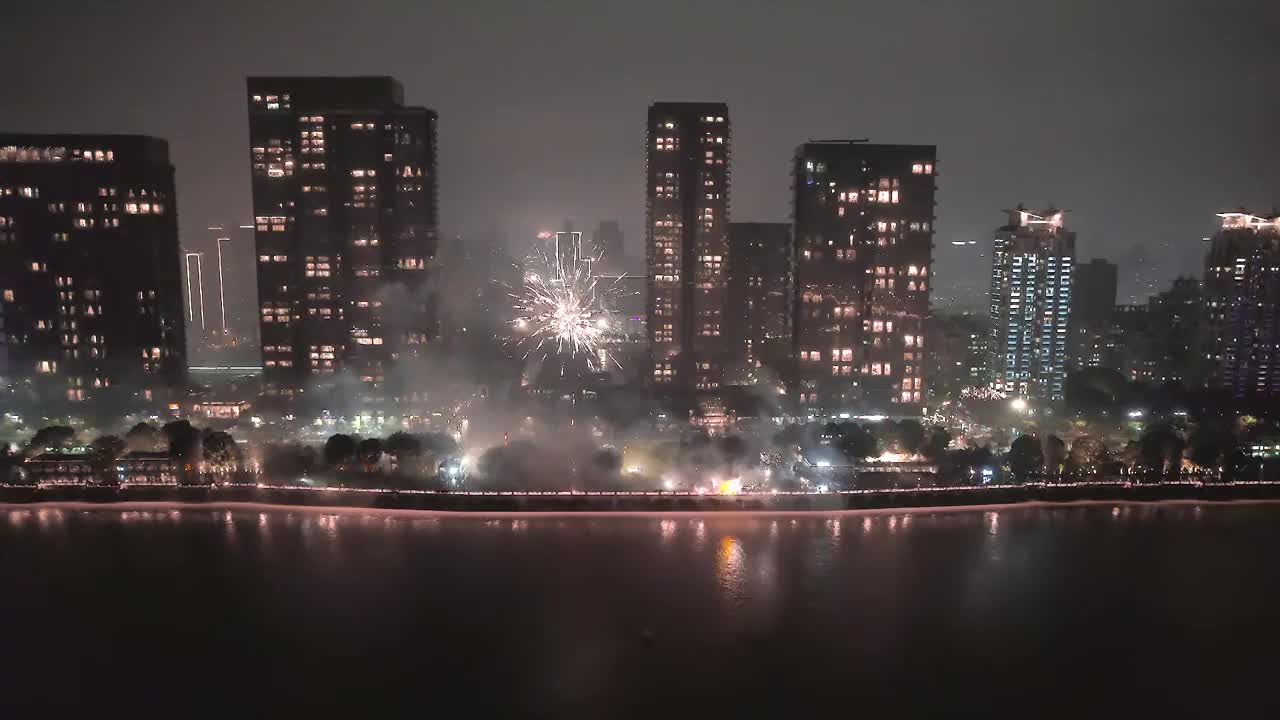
[3,480,1280,512]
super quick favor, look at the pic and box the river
[1,502,1276,715]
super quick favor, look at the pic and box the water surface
[1,503,1276,715]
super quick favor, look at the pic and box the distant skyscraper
[181,223,259,366]
[592,220,626,269]
[925,312,989,400]
[438,230,515,341]
[0,135,186,401]
[725,222,791,384]
[183,250,207,335]
[792,142,936,412]
[1204,211,1280,400]
[646,102,730,394]
[1122,243,1161,304]
[1144,276,1207,385]
[988,206,1075,400]
[246,77,438,403]
[1103,303,1150,381]
[208,224,257,341]
[1069,258,1117,369]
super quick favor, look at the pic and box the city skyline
[6,4,1280,714]
[2,1,1276,305]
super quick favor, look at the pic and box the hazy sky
[3,0,1277,303]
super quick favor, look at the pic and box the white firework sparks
[508,241,630,371]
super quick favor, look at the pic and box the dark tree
[383,432,424,459]
[89,435,126,480]
[474,440,570,491]
[1064,367,1128,420]
[1043,435,1067,474]
[584,446,623,487]
[940,445,996,485]
[822,421,842,440]
[891,420,926,455]
[125,422,164,452]
[1186,422,1237,475]
[922,427,952,461]
[324,434,357,468]
[420,432,460,457]
[1138,425,1185,476]
[1068,435,1107,469]
[357,437,384,469]
[1006,434,1043,480]
[201,431,242,472]
[262,443,316,481]
[27,425,77,454]
[0,444,20,483]
[162,420,201,461]
[837,424,879,462]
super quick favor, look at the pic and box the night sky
[3,0,1277,304]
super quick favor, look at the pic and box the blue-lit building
[988,206,1075,400]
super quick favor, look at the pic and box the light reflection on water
[660,519,676,544]
[716,535,745,605]
[0,503,1257,574]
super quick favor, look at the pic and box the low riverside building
[803,455,940,490]
[118,451,178,485]
[191,398,251,420]
[25,450,96,486]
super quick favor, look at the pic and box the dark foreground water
[1,503,1278,716]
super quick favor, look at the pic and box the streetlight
[1010,398,1028,412]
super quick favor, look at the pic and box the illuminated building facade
[0,135,186,401]
[1204,211,1280,399]
[646,102,730,394]
[247,77,438,404]
[987,206,1074,400]
[792,142,936,413]
[725,222,791,385]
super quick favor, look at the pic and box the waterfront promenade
[4,480,1280,512]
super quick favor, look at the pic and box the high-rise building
[0,135,186,401]
[646,102,730,395]
[792,142,936,413]
[1102,278,1208,386]
[725,222,791,385]
[1102,304,1151,382]
[1069,258,1117,369]
[246,77,438,404]
[1204,211,1280,399]
[926,312,989,400]
[988,206,1075,400]
[438,230,516,341]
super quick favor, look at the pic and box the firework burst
[508,241,631,371]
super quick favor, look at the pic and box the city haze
[3,0,1277,302]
